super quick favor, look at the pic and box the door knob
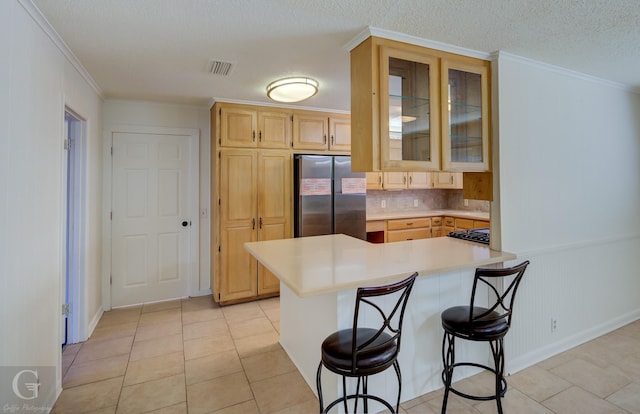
[182,221,190,227]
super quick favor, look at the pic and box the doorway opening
[63,108,87,347]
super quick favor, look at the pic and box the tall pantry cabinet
[212,103,292,304]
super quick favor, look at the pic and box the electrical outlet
[381,200,386,209]
[551,318,557,333]
[413,199,419,207]
[464,199,469,207]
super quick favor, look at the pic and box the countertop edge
[245,235,516,298]
[290,251,517,298]
[367,209,490,221]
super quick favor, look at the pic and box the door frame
[102,125,200,310]
[61,107,87,344]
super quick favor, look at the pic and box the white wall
[102,100,211,296]
[63,60,105,339]
[494,53,640,372]
[0,0,103,407]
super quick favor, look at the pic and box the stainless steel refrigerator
[294,155,366,240]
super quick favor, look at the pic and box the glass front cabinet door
[379,46,440,171]
[441,58,490,171]
[349,36,491,173]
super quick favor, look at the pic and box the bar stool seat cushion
[441,306,509,338]
[321,328,397,373]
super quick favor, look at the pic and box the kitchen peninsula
[244,234,516,404]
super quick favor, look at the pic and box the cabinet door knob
[252,131,256,142]
[323,134,327,144]
[331,135,334,145]
[259,131,262,142]
[252,218,256,229]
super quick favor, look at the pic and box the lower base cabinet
[386,218,431,242]
[367,215,489,243]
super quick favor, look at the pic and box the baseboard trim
[507,308,640,375]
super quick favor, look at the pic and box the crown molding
[209,97,349,114]
[344,26,491,61]
[496,51,636,93]
[19,0,103,98]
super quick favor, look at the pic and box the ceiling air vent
[209,59,234,76]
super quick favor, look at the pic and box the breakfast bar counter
[244,235,517,404]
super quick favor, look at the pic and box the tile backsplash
[366,189,489,215]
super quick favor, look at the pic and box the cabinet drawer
[387,218,431,230]
[473,220,489,229]
[366,220,385,232]
[431,216,442,226]
[387,229,431,242]
[444,217,455,227]
[455,218,474,230]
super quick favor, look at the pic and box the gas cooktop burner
[447,228,490,245]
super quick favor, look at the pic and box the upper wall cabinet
[350,36,491,173]
[292,111,351,151]
[217,103,291,149]
[380,46,440,171]
[441,59,490,171]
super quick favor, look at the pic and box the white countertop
[367,209,489,221]
[245,234,515,297]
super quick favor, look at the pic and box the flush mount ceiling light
[266,77,319,103]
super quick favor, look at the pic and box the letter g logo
[12,369,40,400]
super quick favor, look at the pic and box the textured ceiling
[32,0,640,110]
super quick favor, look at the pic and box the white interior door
[111,132,194,307]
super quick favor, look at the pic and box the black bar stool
[316,272,418,413]
[440,261,530,414]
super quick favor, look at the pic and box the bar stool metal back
[440,261,530,414]
[316,272,418,413]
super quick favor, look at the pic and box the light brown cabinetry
[386,218,431,242]
[443,216,455,235]
[454,218,474,230]
[216,149,291,303]
[365,220,385,243]
[431,172,463,189]
[383,172,408,190]
[473,220,489,229]
[407,172,431,189]
[212,101,351,305]
[350,36,490,173]
[367,171,431,190]
[367,214,487,243]
[431,216,443,237]
[218,103,291,149]
[441,58,490,171]
[292,111,351,151]
[366,172,384,190]
[445,216,489,232]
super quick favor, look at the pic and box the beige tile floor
[54,295,640,413]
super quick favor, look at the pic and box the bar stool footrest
[442,362,507,402]
[323,393,396,413]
